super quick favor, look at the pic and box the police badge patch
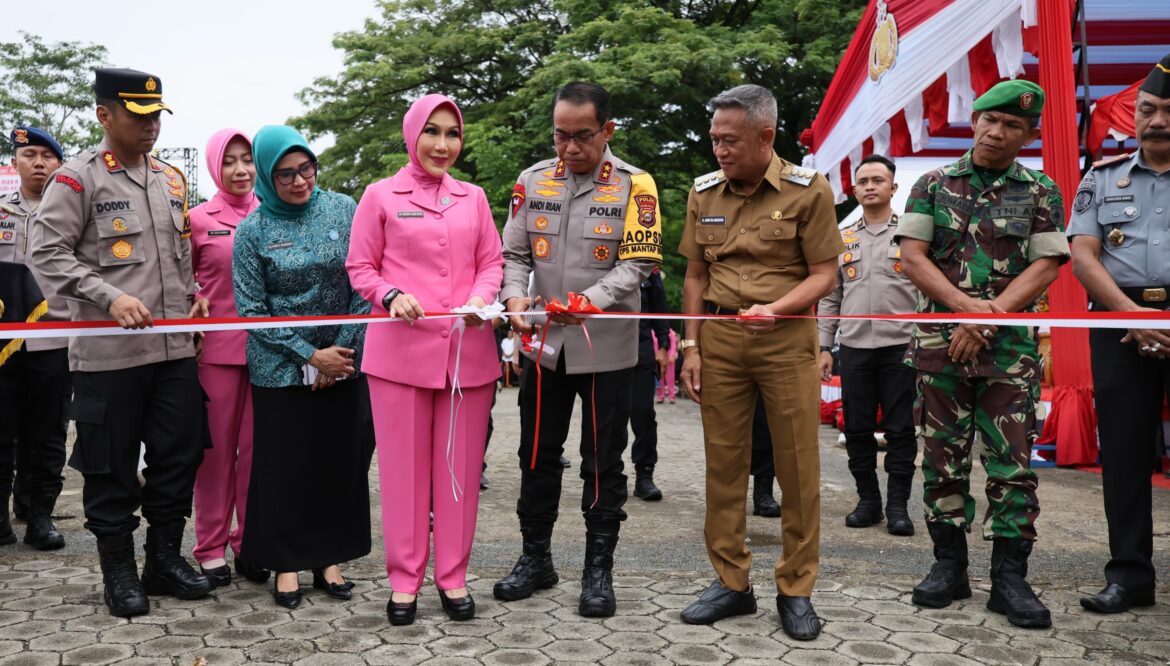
[1073,172,1095,213]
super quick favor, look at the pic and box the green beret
[1139,52,1170,99]
[973,79,1045,118]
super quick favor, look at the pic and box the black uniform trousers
[517,354,632,532]
[621,359,659,475]
[750,393,774,477]
[1091,323,1168,592]
[839,344,917,479]
[69,357,207,538]
[0,347,69,499]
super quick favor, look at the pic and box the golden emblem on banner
[868,1,899,83]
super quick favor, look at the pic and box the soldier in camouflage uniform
[894,80,1069,629]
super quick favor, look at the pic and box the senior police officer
[1070,54,1170,614]
[818,154,918,536]
[678,84,843,640]
[496,81,662,617]
[896,79,1068,629]
[30,68,213,617]
[0,126,69,550]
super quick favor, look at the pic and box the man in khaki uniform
[30,68,212,617]
[817,154,919,536]
[0,126,69,550]
[678,84,842,640]
[496,81,662,618]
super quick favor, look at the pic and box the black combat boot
[23,491,65,550]
[578,530,618,617]
[885,474,915,536]
[493,524,559,601]
[845,471,884,527]
[96,533,149,617]
[0,497,15,546]
[987,538,1051,628]
[912,523,972,608]
[634,469,663,501]
[752,474,780,517]
[140,521,213,600]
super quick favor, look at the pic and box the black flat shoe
[1080,583,1156,614]
[387,598,418,626]
[680,580,757,624]
[440,590,476,621]
[200,564,232,589]
[272,576,303,609]
[312,568,355,600]
[777,594,822,640]
[235,555,271,584]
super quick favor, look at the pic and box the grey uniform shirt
[29,140,196,372]
[817,216,917,350]
[1067,151,1170,287]
[0,190,69,350]
[500,147,662,374]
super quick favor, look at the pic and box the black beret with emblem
[1139,52,1170,99]
[94,68,173,115]
[9,126,63,161]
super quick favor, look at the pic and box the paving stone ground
[0,390,1168,665]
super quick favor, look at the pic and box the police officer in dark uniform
[1070,53,1170,614]
[31,69,212,617]
[0,127,69,550]
[620,267,669,501]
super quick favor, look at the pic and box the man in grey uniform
[0,126,69,550]
[495,81,662,617]
[31,68,211,617]
[1070,53,1170,614]
[817,154,919,536]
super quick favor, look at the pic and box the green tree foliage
[0,32,108,160]
[294,0,864,308]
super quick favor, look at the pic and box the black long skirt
[241,377,372,572]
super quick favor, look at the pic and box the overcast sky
[1,0,379,196]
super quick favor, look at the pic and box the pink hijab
[401,94,464,194]
[205,128,258,217]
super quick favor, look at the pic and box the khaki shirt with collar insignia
[29,140,196,372]
[678,154,843,310]
[500,146,662,374]
[817,215,917,350]
[0,190,70,350]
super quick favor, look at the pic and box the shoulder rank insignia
[779,164,817,187]
[1091,153,1130,170]
[101,151,121,172]
[553,161,566,178]
[693,170,726,193]
[597,161,613,183]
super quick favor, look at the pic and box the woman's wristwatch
[382,288,401,311]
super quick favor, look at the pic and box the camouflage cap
[973,79,1045,118]
[1139,52,1170,99]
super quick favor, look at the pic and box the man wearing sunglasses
[498,81,662,618]
[31,68,213,617]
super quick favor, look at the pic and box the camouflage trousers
[915,372,1040,541]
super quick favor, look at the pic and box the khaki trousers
[699,318,821,596]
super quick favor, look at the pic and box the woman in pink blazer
[346,94,503,626]
[188,129,268,586]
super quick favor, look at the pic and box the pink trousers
[368,375,492,593]
[193,363,254,564]
[657,362,677,401]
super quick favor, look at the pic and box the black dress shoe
[312,568,355,600]
[634,475,663,501]
[1080,583,1155,614]
[200,564,232,589]
[440,590,476,621]
[387,598,418,626]
[272,576,303,609]
[234,555,271,584]
[559,456,571,468]
[777,594,822,640]
[680,580,757,624]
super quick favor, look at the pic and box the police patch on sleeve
[1073,171,1095,213]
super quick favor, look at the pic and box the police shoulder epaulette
[0,202,21,216]
[1091,153,1130,170]
[525,157,560,174]
[693,169,726,192]
[779,164,817,187]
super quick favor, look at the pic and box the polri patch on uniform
[533,237,551,259]
[111,240,133,260]
[634,195,657,229]
[534,216,549,230]
[593,245,610,261]
[1103,195,1134,203]
[1073,186,1094,213]
[700,216,725,225]
[267,241,293,250]
[112,218,128,232]
[208,230,231,236]
[397,211,424,218]
[510,184,525,218]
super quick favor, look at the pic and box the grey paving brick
[600,652,673,666]
[888,631,964,653]
[538,638,613,662]
[487,627,553,649]
[721,634,788,659]
[245,638,318,663]
[428,636,495,658]
[205,626,271,648]
[836,640,911,664]
[660,643,733,665]
[822,620,890,641]
[135,634,205,657]
[600,630,668,653]
[362,643,432,666]
[312,630,383,653]
[480,649,553,666]
[957,642,1040,666]
[60,644,133,666]
[98,623,166,644]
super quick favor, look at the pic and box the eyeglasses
[553,127,605,146]
[273,161,318,186]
